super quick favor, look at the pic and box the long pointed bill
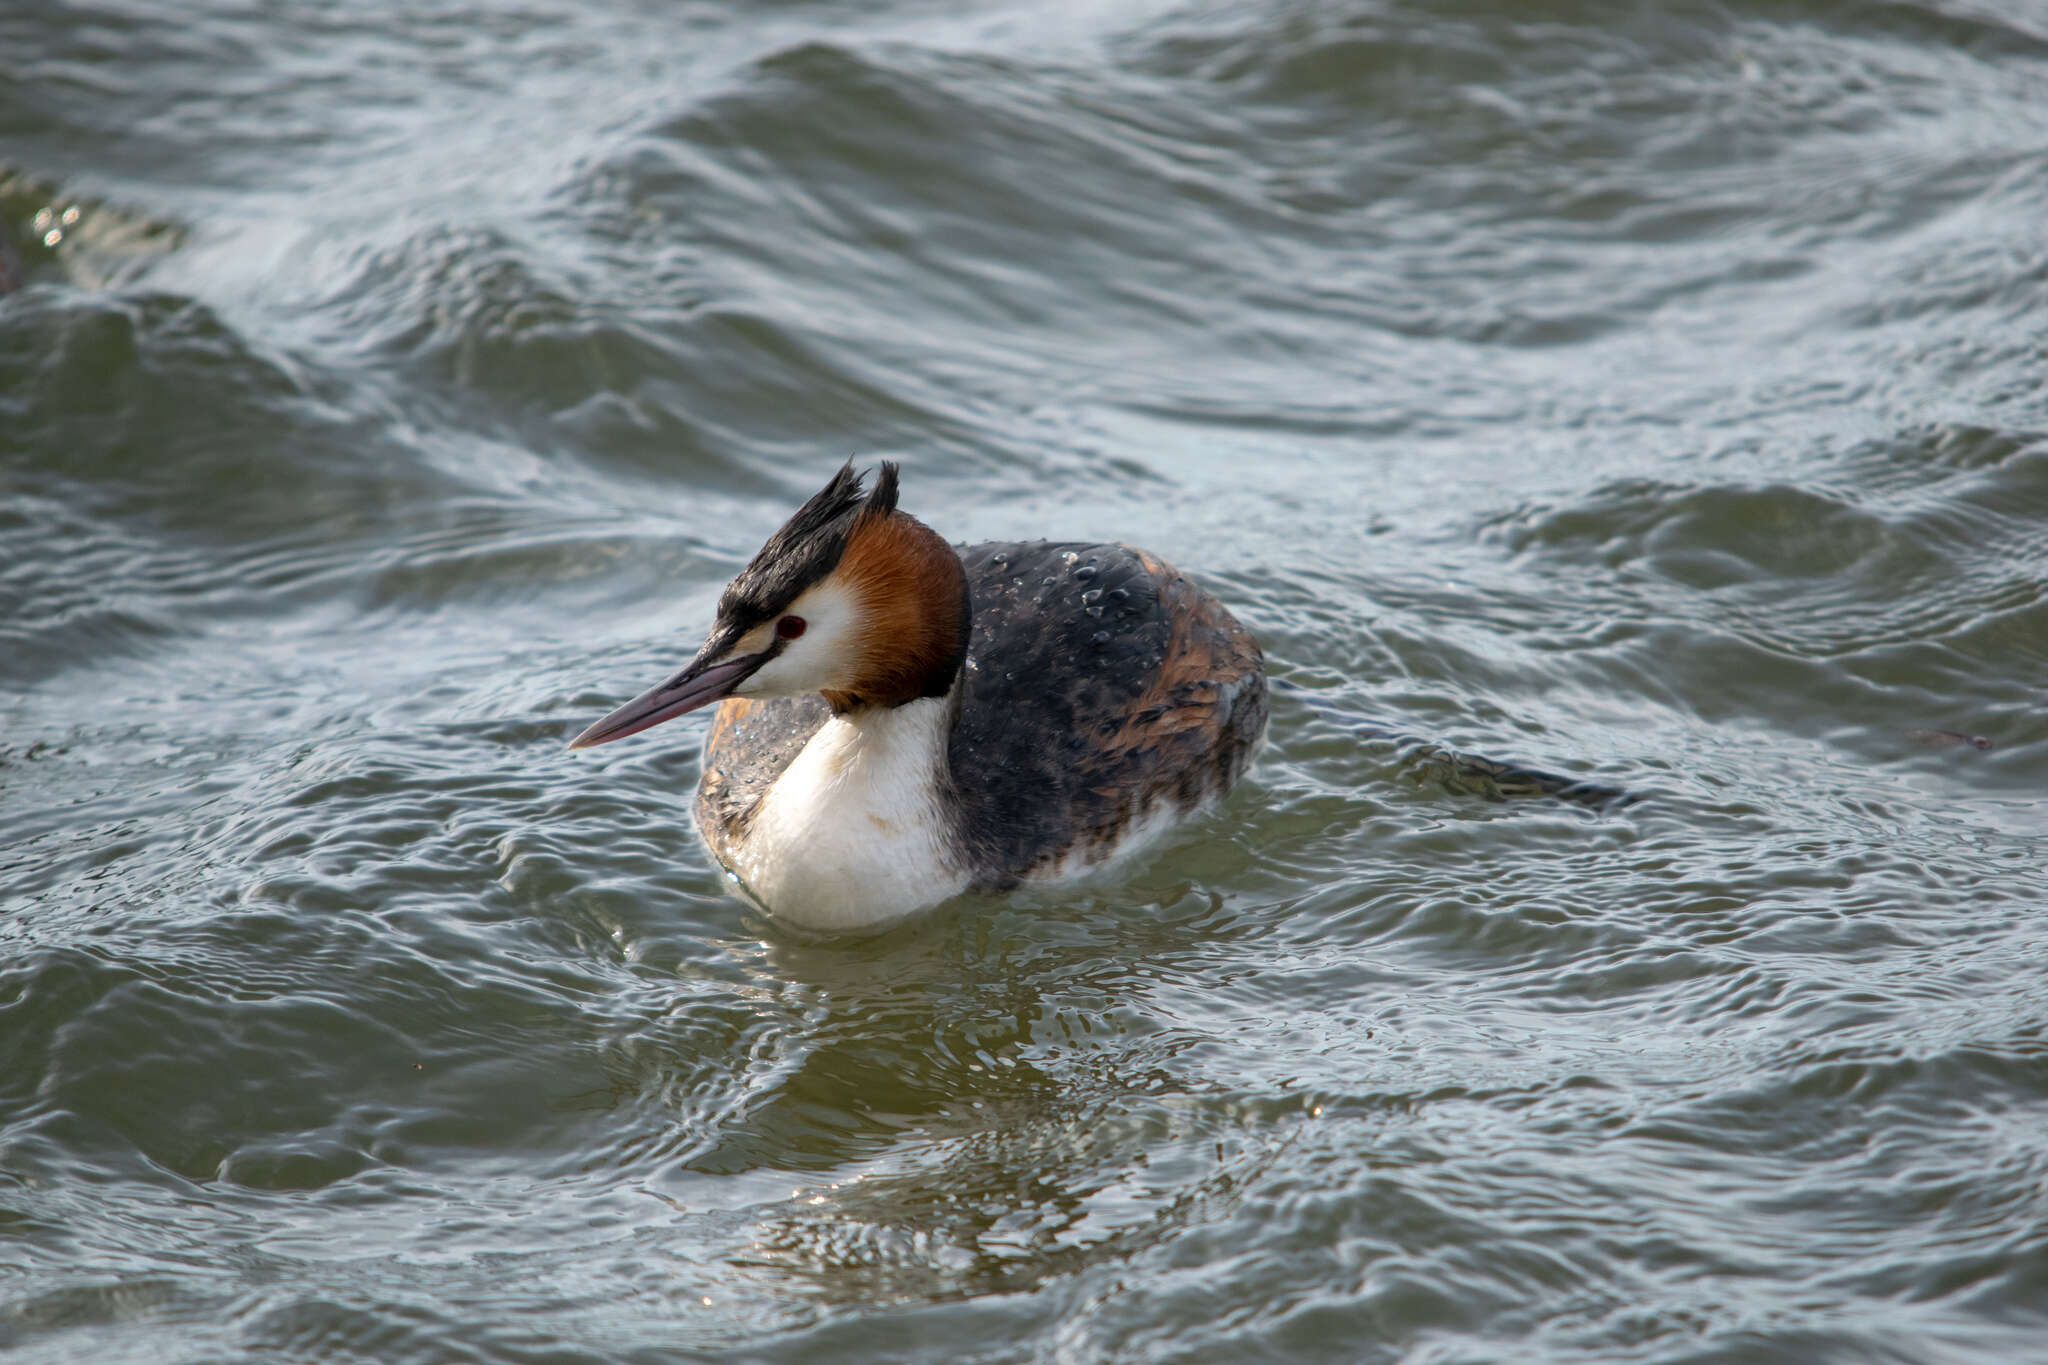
[568,656,757,750]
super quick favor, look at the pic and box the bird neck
[822,512,970,715]
[727,683,967,930]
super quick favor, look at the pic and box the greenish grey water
[3,2,2046,1361]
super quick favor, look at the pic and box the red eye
[776,615,807,640]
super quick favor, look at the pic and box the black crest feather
[716,461,893,629]
[868,461,900,516]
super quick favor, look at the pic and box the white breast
[713,694,968,933]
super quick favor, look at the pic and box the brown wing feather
[947,541,1267,885]
[1066,548,1266,861]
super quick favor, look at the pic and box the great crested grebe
[569,462,1267,932]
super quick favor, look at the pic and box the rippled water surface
[5,2,2048,1361]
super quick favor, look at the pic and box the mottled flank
[693,540,1266,891]
[952,543,1265,883]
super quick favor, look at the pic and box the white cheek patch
[733,580,862,698]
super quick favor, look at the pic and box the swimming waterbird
[570,462,1267,932]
